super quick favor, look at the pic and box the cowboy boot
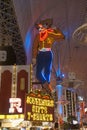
[42,82,56,99]
[42,82,52,96]
[51,89,57,101]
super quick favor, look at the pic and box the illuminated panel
[85,108,87,113]
[9,98,22,113]
[0,114,24,119]
[25,91,54,122]
[0,51,7,61]
[57,84,63,115]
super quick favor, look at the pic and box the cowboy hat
[35,18,53,29]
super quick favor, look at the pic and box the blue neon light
[24,28,34,64]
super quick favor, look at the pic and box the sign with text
[9,98,22,113]
[25,91,54,122]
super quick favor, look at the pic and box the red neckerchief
[39,28,54,41]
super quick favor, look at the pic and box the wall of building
[0,65,31,114]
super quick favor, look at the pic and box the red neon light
[40,29,48,41]
[39,28,54,41]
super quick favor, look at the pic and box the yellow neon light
[48,31,62,36]
[26,96,54,107]
[32,105,47,114]
[27,112,53,121]
[0,115,5,119]
[0,114,24,119]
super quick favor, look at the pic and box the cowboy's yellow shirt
[32,29,65,58]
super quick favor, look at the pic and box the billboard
[25,91,54,122]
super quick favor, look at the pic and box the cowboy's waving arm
[49,27,65,41]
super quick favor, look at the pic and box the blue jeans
[36,51,53,84]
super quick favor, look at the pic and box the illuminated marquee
[25,91,54,122]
